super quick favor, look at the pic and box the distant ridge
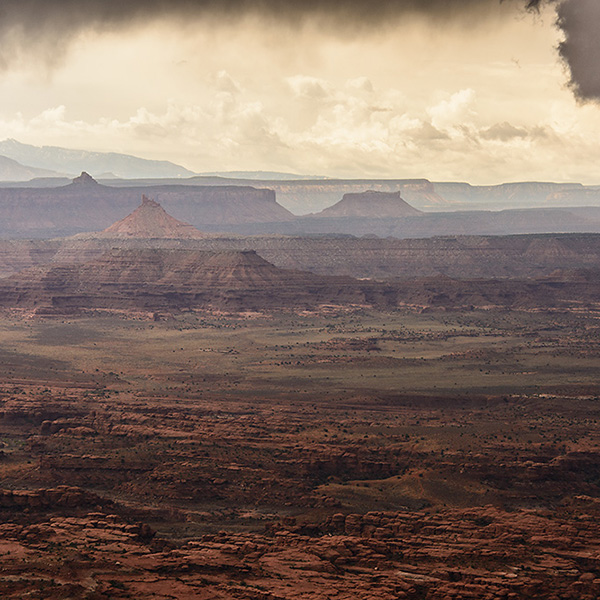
[0,246,599,313]
[0,155,64,182]
[315,190,423,218]
[0,139,195,179]
[0,173,292,238]
[199,170,329,181]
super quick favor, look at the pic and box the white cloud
[345,77,374,93]
[0,11,599,184]
[214,70,241,94]
[2,79,600,184]
[427,89,476,132]
[286,75,331,99]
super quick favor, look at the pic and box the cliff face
[269,179,446,214]
[0,240,60,278]
[0,175,292,238]
[179,177,446,214]
[230,233,600,280]
[158,177,600,213]
[1,172,599,239]
[0,245,599,314]
[0,249,369,312]
[2,233,600,282]
[432,181,600,210]
[546,187,600,206]
[204,206,600,237]
[158,178,600,213]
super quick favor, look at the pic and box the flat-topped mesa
[316,190,423,219]
[97,195,206,239]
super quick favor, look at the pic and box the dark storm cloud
[523,0,600,103]
[0,0,597,102]
[0,0,521,30]
[0,1,512,67]
[5,0,565,34]
[557,0,600,102]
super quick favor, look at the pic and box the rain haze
[2,5,600,597]
[0,0,599,183]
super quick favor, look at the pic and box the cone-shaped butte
[99,195,206,238]
[70,171,100,186]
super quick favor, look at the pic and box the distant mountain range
[0,141,328,184]
[0,173,293,238]
[0,173,599,239]
[200,171,329,181]
[0,155,64,181]
[99,176,600,214]
[0,139,195,180]
[0,139,599,214]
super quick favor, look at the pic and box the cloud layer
[0,1,597,102]
[3,68,599,184]
[0,0,598,184]
[0,0,526,30]
[557,0,600,101]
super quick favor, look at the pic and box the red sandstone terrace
[0,380,598,599]
[0,189,597,599]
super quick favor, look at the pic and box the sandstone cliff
[0,249,370,312]
[0,173,293,237]
[2,233,600,283]
[0,246,598,313]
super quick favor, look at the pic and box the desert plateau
[0,305,598,599]
[1,0,600,597]
[0,191,597,599]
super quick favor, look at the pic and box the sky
[0,0,599,184]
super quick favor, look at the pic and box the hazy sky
[0,0,599,183]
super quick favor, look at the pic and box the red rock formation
[0,243,599,313]
[3,233,600,282]
[69,171,99,187]
[316,190,423,218]
[0,173,293,237]
[98,195,206,239]
[0,248,372,312]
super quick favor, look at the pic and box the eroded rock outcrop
[0,248,373,312]
[93,195,206,239]
[0,174,292,237]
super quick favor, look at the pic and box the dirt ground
[0,307,598,598]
